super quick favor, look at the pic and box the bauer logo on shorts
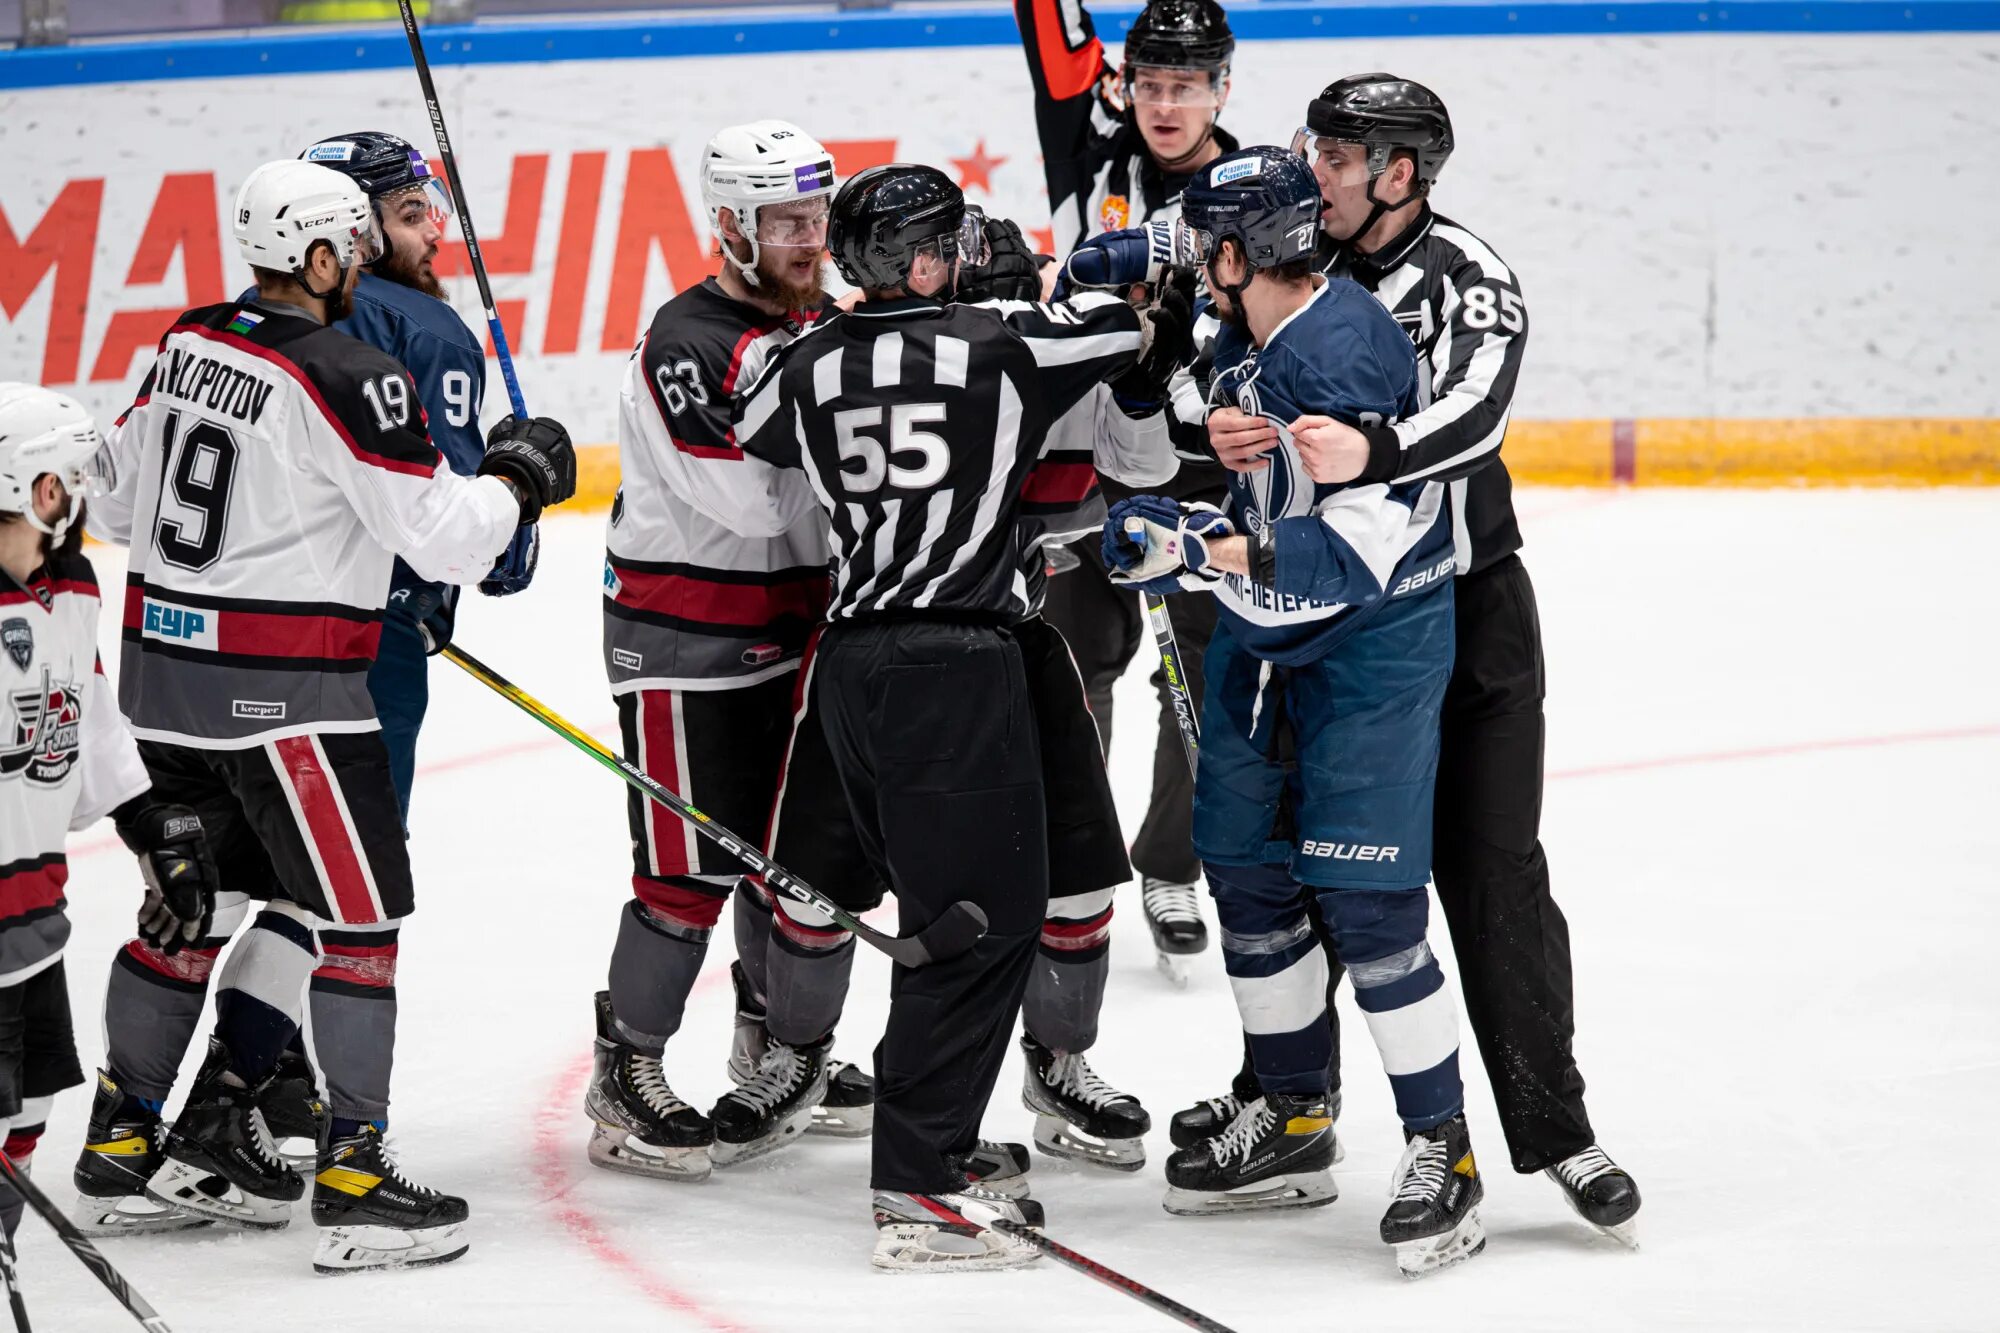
[1,670,82,786]
[1,618,31,672]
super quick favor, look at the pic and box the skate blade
[586,1127,712,1183]
[1395,1207,1487,1278]
[808,1103,874,1138]
[274,1135,319,1169]
[870,1223,1041,1274]
[1162,1170,1337,1217]
[1029,1115,1145,1172]
[713,1104,815,1168]
[145,1157,297,1230]
[1594,1217,1640,1249]
[1155,951,1192,988]
[314,1221,468,1275]
[70,1193,215,1237]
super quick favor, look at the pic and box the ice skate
[257,1046,327,1170]
[711,1035,829,1167]
[1162,1093,1337,1216]
[584,991,714,1182]
[1546,1145,1640,1247]
[144,1040,303,1230]
[312,1124,469,1274]
[1382,1113,1486,1277]
[953,1140,1032,1199]
[1141,877,1207,986]
[811,1059,875,1137]
[871,1184,1044,1274]
[1171,1080,1344,1161]
[70,1069,212,1237]
[1020,1033,1149,1171]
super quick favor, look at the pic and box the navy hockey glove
[113,797,218,957]
[1056,219,1196,299]
[479,415,576,525]
[1103,496,1233,593]
[480,523,539,597]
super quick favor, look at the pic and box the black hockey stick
[1142,590,1200,775]
[0,1235,28,1332]
[943,1198,1238,1333]
[394,0,528,419]
[441,645,988,967]
[0,1153,169,1332]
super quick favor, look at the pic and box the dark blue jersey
[1205,278,1454,666]
[335,273,486,476]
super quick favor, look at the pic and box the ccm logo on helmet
[1300,841,1399,862]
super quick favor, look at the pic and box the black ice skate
[710,1035,830,1167]
[871,1183,1044,1274]
[724,959,767,1085]
[1171,1078,1344,1162]
[71,1069,211,1237]
[953,1140,1032,1199]
[811,1058,875,1138]
[1141,877,1208,985]
[1546,1145,1641,1247]
[257,1046,327,1169]
[1162,1093,1337,1217]
[144,1040,303,1230]
[584,991,714,1182]
[1020,1033,1150,1171]
[1382,1113,1486,1277]
[312,1124,469,1274]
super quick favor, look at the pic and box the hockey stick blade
[905,901,989,968]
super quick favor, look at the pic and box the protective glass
[380,178,455,237]
[915,211,991,270]
[82,437,118,499]
[1171,217,1218,265]
[1129,67,1222,108]
[754,199,833,248]
[1291,129,1375,177]
[351,209,386,266]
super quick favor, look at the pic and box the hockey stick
[0,1236,28,1332]
[1142,591,1200,774]
[440,645,989,967]
[394,0,527,419]
[943,1198,1238,1333]
[0,1153,169,1333]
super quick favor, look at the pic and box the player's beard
[377,243,445,300]
[755,248,829,316]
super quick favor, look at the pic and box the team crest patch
[1,670,81,786]
[1,619,31,672]
[1100,194,1130,230]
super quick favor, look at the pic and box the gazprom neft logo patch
[306,142,357,162]
[1212,157,1262,185]
[141,598,217,650]
[793,160,833,192]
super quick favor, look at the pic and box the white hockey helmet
[700,120,837,285]
[0,382,113,541]
[232,159,383,294]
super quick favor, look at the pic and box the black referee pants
[812,619,1049,1195]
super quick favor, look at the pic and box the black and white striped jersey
[1325,206,1529,575]
[734,292,1145,622]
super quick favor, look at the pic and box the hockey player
[731,164,1177,1270]
[1194,76,1642,1243]
[585,120,874,1183]
[1015,0,1239,967]
[78,159,574,1272]
[1104,148,1484,1276]
[0,384,219,1245]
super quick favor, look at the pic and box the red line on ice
[1548,722,2000,781]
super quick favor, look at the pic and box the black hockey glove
[478,414,577,525]
[956,209,1047,304]
[112,796,218,956]
[1111,270,1196,417]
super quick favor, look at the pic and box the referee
[1203,78,1642,1241]
[732,164,1177,1270]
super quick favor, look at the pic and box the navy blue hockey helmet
[298,131,449,269]
[1176,147,1322,275]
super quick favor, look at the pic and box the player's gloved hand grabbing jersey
[478,414,577,524]
[958,209,1050,303]
[112,796,219,956]
[480,523,540,597]
[1103,495,1234,593]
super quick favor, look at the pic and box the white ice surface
[26,488,2000,1331]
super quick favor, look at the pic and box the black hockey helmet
[1298,74,1454,190]
[1122,0,1234,75]
[828,164,989,295]
[299,131,449,271]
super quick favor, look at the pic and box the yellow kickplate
[85,1136,150,1156]
[1285,1116,1332,1134]
[316,1166,383,1197]
[1454,1152,1477,1178]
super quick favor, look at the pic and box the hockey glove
[1055,219,1195,300]
[957,210,1047,303]
[479,415,576,525]
[480,523,540,597]
[1102,496,1234,593]
[112,797,218,957]
[1111,270,1197,416]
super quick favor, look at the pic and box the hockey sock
[311,920,401,1126]
[764,893,858,1048]
[1024,886,1114,1052]
[0,1097,51,1239]
[608,880,730,1053]
[213,903,320,1087]
[1205,861,1333,1096]
[731,879,773,1006]
[102,891,249,1102]
[1320,887,1464,1130]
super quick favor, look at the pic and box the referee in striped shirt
[733,164,1181,1250]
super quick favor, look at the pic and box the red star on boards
[1030,225,1056,255]
[950,139,1008,194]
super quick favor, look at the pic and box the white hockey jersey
[0,555,150,987]
[93,301,522,748]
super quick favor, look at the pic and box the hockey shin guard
[0,1098,50,1239]
[102,891,249,1103]
[1024,887,1114,1053]
[1321,887,1465,1131]
[311,921,401,1130]
[764,893,858,1048]
[731,880,773,1007]
[213,901,320,1087]
[1206,862,1333,1096]
[607,881,730,1053]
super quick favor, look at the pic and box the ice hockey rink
[25,485,1997,1331]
